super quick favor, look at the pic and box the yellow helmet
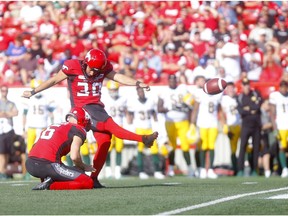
[107,80,120,90]
[30,79,42,89]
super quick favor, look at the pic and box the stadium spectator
[269,80,288,178]
[192,57,217,81]
[0,25,12,54]
[190,30,207,58]
[259,44,283,83]
[213,18,230,42]
[2,60,22,86]
[18,49,38,86]
[65,33,85,59]
[241,39,263,81]
[5,34,27,62]
[127,87,165,179]
[249,16,273,43]
[179,43,199,72]
[37,10,59,40]
[172,18,190,52]
[220,29,242,82]
[0,85,18,179]
[139,46,162,79]
[77,3,100,39]
[131,22,153,52]
[25,107,95,190]
[135,58,158,85]
[28,35,46,59]
[236,78,263,177]
[273,15,288,45]
[217,1,238,25]
[22,48,158,188]
[161,42,180,76]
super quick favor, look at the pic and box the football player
[269,80,288,178]
[158,74,195,177]
[127,87,165,179]
[191,83,225,179]
[22,48,158,188]
[23,80,54,153]
[102,80,127,179]
[220,82,241,175]
[26,107,95,190]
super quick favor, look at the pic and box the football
[203,78,227,95]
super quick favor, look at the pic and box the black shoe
[93,179,106,189]
[32,177,53,190]
[142,132,158,148]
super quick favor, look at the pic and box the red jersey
[29,122,86,163]
[62,59,113,107]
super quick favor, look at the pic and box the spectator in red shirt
[259,44,283,82]
[77,4,100,39]
[65,34,85,59]
[0,25,12,53]
[131,23,153,51]
[161,42,180,76]
[190,30,207,58]
[135,58,158,84]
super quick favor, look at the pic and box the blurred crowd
[0,1,287,89]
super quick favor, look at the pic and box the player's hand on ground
[84,164,96,172]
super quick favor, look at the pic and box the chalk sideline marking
[155,186,288,215]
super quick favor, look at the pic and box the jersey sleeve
[103,60,113,74]
[62,59,82,76]
[71,125,87,143]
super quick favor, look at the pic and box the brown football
[203,78,227,95]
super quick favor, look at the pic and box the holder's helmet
[66,107,91,131]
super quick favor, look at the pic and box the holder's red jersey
[29,122,86,163]
[62,59,113,107]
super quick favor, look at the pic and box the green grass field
[1,176,288,215]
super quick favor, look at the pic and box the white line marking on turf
[11,184,29,186]
[0,180,36,184]
[155,187,288,215]
[242,182,258,185]
[267,194,288,199]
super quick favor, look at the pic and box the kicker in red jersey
[62,59,113,107]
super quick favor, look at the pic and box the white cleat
[199,168,207,179]
[139,172,149,179]
[265,170,271,178]
[154,171,165,179]
[115,166,122,180]
[105,166,112,179]
[281,167,288,178]
[207,168,218,179]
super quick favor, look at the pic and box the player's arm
[70,135,96,172]
[157,98,169,113]
[22,70,68,99]
[106,70,150,91]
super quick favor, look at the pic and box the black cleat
[32,177,53,190]
[93,179,106,189]
[142,132,158,148]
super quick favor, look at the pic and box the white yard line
[155,187,288,215]
[0,180,37,184]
